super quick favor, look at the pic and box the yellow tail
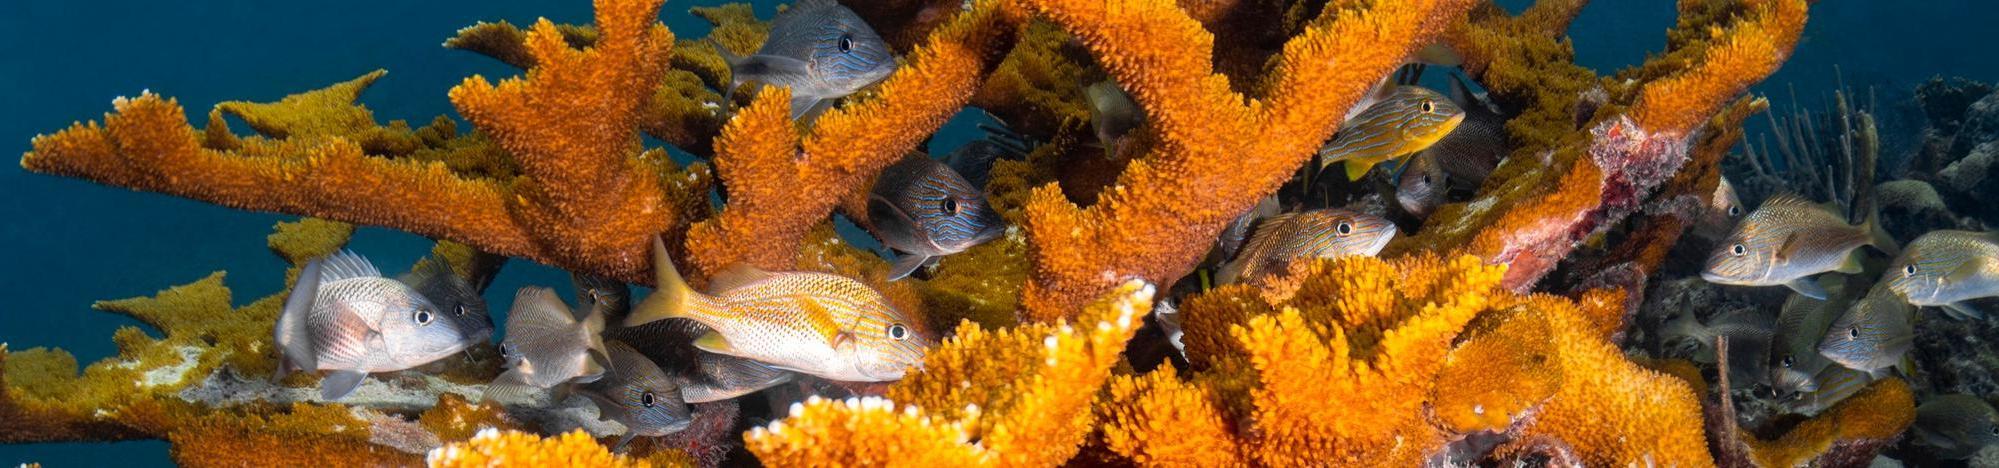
[626,236,701,328]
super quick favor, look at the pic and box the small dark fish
[1692,176,1744,241]
[868,152,1005,280]
[1767,282,1850,396]
[1816,284,1914,377]
[1394,153,1449,217]
[572,273,632,326]
[1886,230,1999,320]
[1084,80,1143,154]
[1154,299,1185,361]
[1414,73,1508,185]
[1912,394,1999,460]
[941,137,1025,190]
[1701,193,1897,299]
[399,257,494,342]
[276,251,487,400]
[1779,364,1872,416]
[1215,208,1396,284]
[713,0,895,120]
[680,352,795,404]
[1655,308,1771,385]
[1318,86,1465,181]
[582,341,692,452]
[484,287,608,402]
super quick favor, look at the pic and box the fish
[1692,176,1744,240]
[1815,283,1915,377]
[1154,299,1186,361]
[1655,308,1772,385]
[1767,281,1850,396]
[712,0,896,121]
[1779,364,1872,416]
[1317,86,1465,181]
[1885,229,1999,320]
[1394,153,1450,217]
[581,341,692,452]
[399,257,495,342]
[1910,394,1999,460]
[627,237,935,382]
[680,351,796,403]
[1214,208,1397,285]
[940,139,1016,190]
[1405,73,1508,189]
[1212,196,1282,265]
[483,287,608,402]
[1700,193,1898,300]
[572,273,632,326]
[867,152,1006,280]
[1084,80,1144,154]
[275,250,489,400]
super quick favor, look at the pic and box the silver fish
[572,273,632,326]
[1767,281,1850,396]
[484,287,608,402]
[1779,363,1872,416]
[1886,229,1999,320]
[1911,394,1999,460]
[868,152,1005,280]
[1085,80,1144,154]
[399,257,494,343]
[1654,308,1771,385]
[1816,283,1914,377]
[606,318,795,403]
[1701,193,1896,299]
[714,0,896,121]
[1394,152,1450,217]
[1215,208,1397,284]
[1692,176,1744,240]
[276,251,487,400]
[582,341,692,452]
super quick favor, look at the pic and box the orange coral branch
[1631,0,1808,133]
[682,3,1015,276]
[1014,0,1477,320]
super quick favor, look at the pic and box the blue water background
[0,0,1991,464]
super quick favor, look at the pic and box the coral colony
[21,0,1974,465]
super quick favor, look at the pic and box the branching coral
[428,429,690,468]
[1010,0,1478,320]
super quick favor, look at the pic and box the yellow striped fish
[626,237,933,382]
[1816,283,1915,376]
[1886,230,1999,320]
[1318,86,1465,181]
[1215,208,1396,284]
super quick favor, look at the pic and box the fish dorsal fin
[708,264,777,293]
[320,250,381,282]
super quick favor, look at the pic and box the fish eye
[1847,327,1859,340]
[838,34,854,53]
[887,323,910,341]
[1904,264,1918,277]
[941,197,959,215]
[414,309,434,325]
[454,304,470,317]
[1422,174,1434,185]
[1780,355,1794,368]
[640,391,656,408]
[1730,244,1747,256]
[1990,424,1998,436]
[1335,222,1354,236]
[1420,99,1435,113]
[1727,205,1741,217]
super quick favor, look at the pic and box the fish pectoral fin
[319,370,369,401]
[886,253,930,281]
[1942,302,1986,321]
[709,264,779,293]
[1344,160,1374,181]
[1835,249,1866,274]
[1946,260,1984,283]
[793,96,837,123]
[693,332,738,355]
[1785,277,1831,300]
[1774,232,1804,262]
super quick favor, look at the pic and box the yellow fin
[693,332,736,354]
[1345,160,1374,181]
[627,236,702,328]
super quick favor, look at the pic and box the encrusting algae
[7,0,1910,465]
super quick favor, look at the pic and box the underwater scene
[5,0,1999,466]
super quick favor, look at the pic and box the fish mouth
[1698,269,1734,284]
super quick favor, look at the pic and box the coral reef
[428,429,692,467]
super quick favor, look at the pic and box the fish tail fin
[886,253,929,281]
[275,257,327,376]
[1345,160,1374,181]
[580,302,611,368]
[627,236,706,328]
[1861,206,1900,256]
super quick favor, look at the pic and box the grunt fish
[572,273,632,326]
[484,287,608,402]
[1318,86,1465,181]
[1815,283,1915,377]
[1700,193,1897,299]
[680,351,796,404]
[1407,73,1508,188]
[1767,281,1850,396]
[275,251,489,400]
[941,138,1024,189]
[1655,308,1772,385]
[1213,196,1282,265]
[1692,176,1745,241]
[1394,153,1450,217]
[582,341,692,452]
[1779,364,1873,416]
[1084,80,1144,155]
[400,257,494,343]
[1215,208,1397,285]
[867,152,1006,280]
[713,0,895,121]
[627,237,935,382]
[1885,229,1999,320]
[1911,394,1999,460]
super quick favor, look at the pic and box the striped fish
[582,341,692,452]
[1215,208,1397,284]
[1701,193,1897,299]
[275,251,488,400]
[1318,86,1465,181]
[868,152,1005,280]
[1780,363,1872,416]
[714,0,896,121]
[1816,283,1914,376]
[1397,73,1508,207]
[1692,176,1745,240]
[1886,230,1999,320]
[627,237,934,382]
[606,317,796,403]
[1911,394,1999,460]
[483,287,607,403]
[1767,281,1850,396]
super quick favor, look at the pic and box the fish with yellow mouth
[1317,86,1465,181]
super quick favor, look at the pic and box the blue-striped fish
[1395,73,1508,216]
[1779,363,1872,416]
[1701,193,1897,299]
[627,237,934,382]
[1215,208,1396,284]
[573,273,632,326]
[1768,281,1850,396]
[1318,86,1465,181]
[484,287,607,402]
[1816,283,1914,376]
[868,152,1005,280]
[714,0,895,121]
[275,251,490,400]
[1911,394,1999,460]
[1886,230,1999,320]
[582,341,692,452]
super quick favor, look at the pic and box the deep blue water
[0,0,1991,465]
